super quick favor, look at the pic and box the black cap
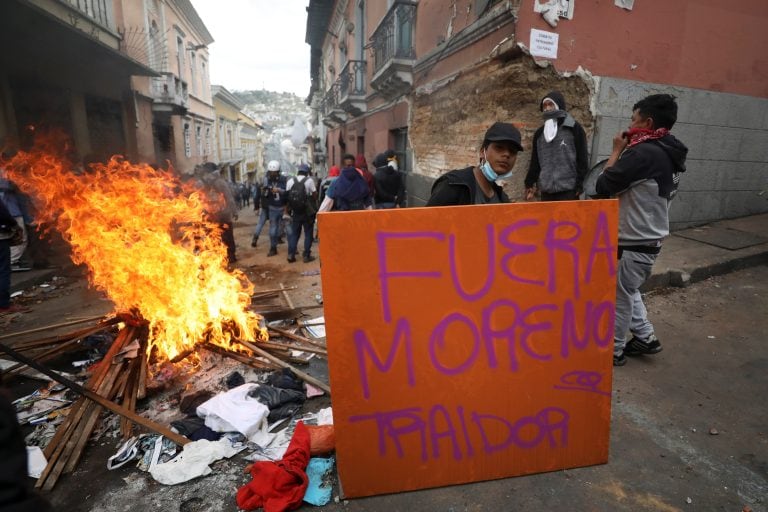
[484,122,523,151]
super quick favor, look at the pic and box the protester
[595,94,688,366]
[0,174,33,271]
[373,152,406,209]
[0,196,21,314]
[198,164,239,265]
[426,122,523,206]
[318,154,372,212]
[318,165,339,206]
[0,378,52,511]
[524,91,589,201]
[251,160,288,257]
[355,154,375,198]
[286,164,317,263]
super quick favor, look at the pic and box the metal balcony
[151,72,188,115]
[369,0,416,100]
[338,60,367,117]
[323,81,347,127]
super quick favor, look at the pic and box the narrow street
[6,207,766,511]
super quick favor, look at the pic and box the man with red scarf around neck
[596,94,688,367]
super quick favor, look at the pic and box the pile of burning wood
[0,286,328,491]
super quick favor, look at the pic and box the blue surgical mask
[480,150,513,181]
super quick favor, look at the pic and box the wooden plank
[0,341,189,447]
[236,339,330,394]
[0,315,115,342]
[268,325,327,349]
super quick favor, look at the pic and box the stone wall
[592,78,768,229]
[408,54,593,206]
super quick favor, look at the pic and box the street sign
[318,199,618,498]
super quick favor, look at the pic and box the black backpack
[288,176,308,212]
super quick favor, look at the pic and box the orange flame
[3,137,266,363]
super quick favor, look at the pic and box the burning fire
[3,136,267,363]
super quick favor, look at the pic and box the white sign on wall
[530,29,559,59]
[533,0,575,20]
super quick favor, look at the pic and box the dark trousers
[541,189,579,201]
[0,239,10,308]
[221,222,236,264]
[288,215,315,258]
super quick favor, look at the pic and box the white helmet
[267,160,280,172]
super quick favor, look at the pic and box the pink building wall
[515,0,768,97]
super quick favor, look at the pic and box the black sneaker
[613,352,627,366]
[625,334,663,356]
[287,255,296,263]
[250,236,258,248]
[267,247,277,257]
[303,255,316,263]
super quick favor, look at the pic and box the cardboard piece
[318,200,618,498]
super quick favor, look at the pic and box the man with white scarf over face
[524,91,589,201]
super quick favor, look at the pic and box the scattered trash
[709,428,719,435]
[107,436,140,470]
[237,421,311,511]
[303,316,326,338]
[225,371,245,389]
[10,291,23,298]
[305,383,325,398]
[196,383,270,444]
[306,425,335,456]
[707,335,716,339]
[150,437,244,485]
[314,294,323,304]
[301,269,321,276]
[303,457,335,506]
[26,446,48,478]
[686,497,692,504]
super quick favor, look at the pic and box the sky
[190,0,311,97]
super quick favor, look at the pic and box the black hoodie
[596,133,688,243]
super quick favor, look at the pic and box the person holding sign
[524,91,589,201]
[426,122,523,206]
[596,94,688,366]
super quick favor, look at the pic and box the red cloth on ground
[236,421,311,512]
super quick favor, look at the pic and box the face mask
[480,150,513,181]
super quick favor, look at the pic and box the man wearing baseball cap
[426,122,523,206]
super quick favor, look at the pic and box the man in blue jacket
[596,94,688,366]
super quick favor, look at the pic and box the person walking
[595,94,688,366]
[373,152,406,209]
[285,164,317,263]
[318,154,372,212]
[426,122,523,206]
[251,161,288,257]
[524,91,589,201]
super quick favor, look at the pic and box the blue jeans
[375,202,396,209]
[0,239,10,308]
[253,208,269,238]
[267,208,284,249]
[288,215,315,257]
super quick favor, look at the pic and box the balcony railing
[370,0,416,75]
[339,60,366,98]
[151,72,188,112]
[338,59,367,116]
[62,0,114,31]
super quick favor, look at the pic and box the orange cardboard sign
[317,200,618,498]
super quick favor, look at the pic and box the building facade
[306,0,768,227]
[0,0,157,162]
[120,0,215,173]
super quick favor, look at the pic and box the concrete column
[69,92,91,160]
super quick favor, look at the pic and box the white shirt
[286,174,317,195]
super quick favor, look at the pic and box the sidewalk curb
[643,249,768,292]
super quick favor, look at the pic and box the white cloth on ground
[196,383,270,444]
[149,438,240,485]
